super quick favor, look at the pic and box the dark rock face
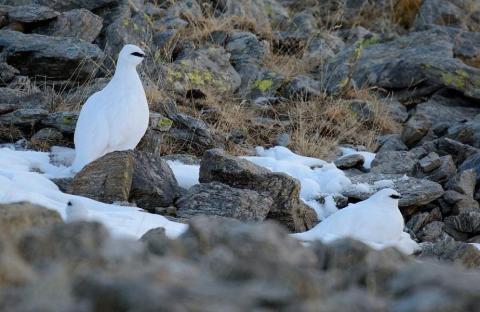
[176,182,272,221]
[0,30,104,81]
[129,151,180,211]
[199,149,317,232]
[7,5,59,23]
[70,151,134,203]
[1,0,118,11]
[39,8,103,43]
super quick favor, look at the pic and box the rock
[0,202,62,237]
[0,30,104,81]
[414,90,480,127]
[275,133,290,147]
[199,149,317,232]
[459,152,480,185]
[7,5,59,23]
[70,151,134,203]
[176,182,272,221]
[30,127,63,150]
[406,210,441,233]
[447,116,480,148]
[165,113,224,155]
[421,137,480,166]
[0,108,48,130]
[418,152,442,173]
[416,155,457,184]
[129,151,180,212]
[343,173,444,214]
[413,0,469,31]
[382,97,409,123]
[445,211,480,234]
[225,32,267,90]
[401,114,432,147]
[445,169,477,197]
[319,29,453,94]
[376,134,408,153]
[417,221,452,242]
[41,112,78,134]
[281,75,321,99]
[0,63,19,83]
[2,0,117,11]
[17,221,109,267]
[418,240,480,268]
[334,154,365,170]
[371,151,418,175]
[39,9,103,43]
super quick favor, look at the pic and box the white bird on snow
[72,44,149,172]
[291,188,419,254]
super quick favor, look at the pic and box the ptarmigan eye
[131,52,144,58]
[390,194,401,199]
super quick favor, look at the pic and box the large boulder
[6,5,59,23]
[0,30,104,81]
[199,149,317,232]
[70,151,134,203]
[176,182,272,221]
[1,0,118,11]
[38,8,103,43]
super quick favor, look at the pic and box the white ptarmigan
[291,188,419,254]
[72,44,149,172]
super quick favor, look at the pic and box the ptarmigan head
[118,44,145,67]
[369,188,401,204]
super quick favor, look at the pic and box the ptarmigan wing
[72,92,110,172]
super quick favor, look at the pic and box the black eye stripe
[390,194,401,199]
[131,52,145,57]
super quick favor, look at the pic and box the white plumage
[292,188,419,254]
[72,44,149,172]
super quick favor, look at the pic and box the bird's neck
[111,63,141,85]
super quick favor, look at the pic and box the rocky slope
[1,0,480,310]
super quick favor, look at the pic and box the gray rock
[0,87,50,110]
[418,152,442,173]
[0,202,62,238]
[1,0,117,11]
[163,47,241,96]
[199,149,318,232]
[129,151,180,212]
[447,116,480,149]
[459,152,480,185]
[401,114,432,147]
[343,173,444,214]
[414,90,480,127]
[406,210,441,234]
[418,239,480,268]
[275,133,290,147]
[417,221,452,242]
[416,155,457,184]
[0,108,48,129]
[165,113,225,155]
[0,30,104,81]
[176,182,272,221]
[70,151,134,203]
[381,97,409,123]
[376,134,408,153]
[319,29,453,94]
[421,137,480,167]
[41,112,78,134]
[39,8,103,43]
[30,127,63,150]
[371,151,418,175]
[7,5,59,23]
[445,169,477,197]
[413,0,469,31]
[445,211,480,234]
[334,154,365,170]
[0,62,19,83]
[281,75,321,99]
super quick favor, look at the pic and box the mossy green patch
[252,79,273,92]
[157,117,173,129]
[441,71,466,89]
[62,116,75,124]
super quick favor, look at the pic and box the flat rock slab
[7,5,59,23]
[70,151,134,203]
[176,182,272,222]
[343,173,444,214]
[0,30,104,81]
